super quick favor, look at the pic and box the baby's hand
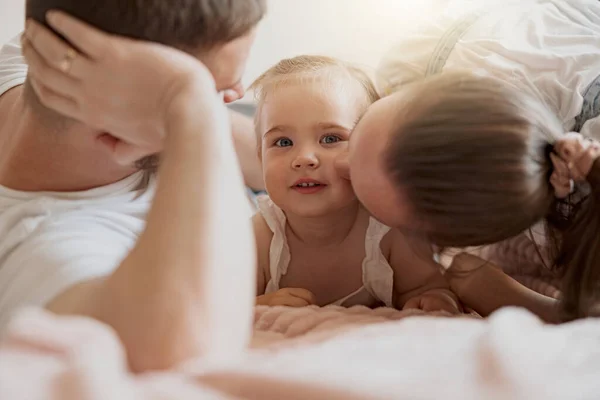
[403,289,462,314]
[256,288,317,307]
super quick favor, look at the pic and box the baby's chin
[282,199,359,219]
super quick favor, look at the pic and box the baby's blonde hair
[250,55,380,154]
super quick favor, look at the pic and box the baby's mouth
[295,182,323,188]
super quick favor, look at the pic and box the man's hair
[26,0,266,51]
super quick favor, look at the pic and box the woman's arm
[387,231,461,313]
[446,253,560,323]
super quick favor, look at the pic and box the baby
[250,55,460,313]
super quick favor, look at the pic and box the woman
[338,72,600,322]
[337,0,600,320]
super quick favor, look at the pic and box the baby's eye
[274,137,293,147]
[321,135,342,144]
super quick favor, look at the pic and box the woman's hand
[554,134,600,182]
[402,289,462,314]
[22,11,222,165]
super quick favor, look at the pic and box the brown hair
[250,55,380,155]
[26,0,266,51]
[24,0,266,167]
[384,72,600,320]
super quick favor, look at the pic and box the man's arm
[18,13,260,372]
[446,253,560,323]
[48,88,256,372]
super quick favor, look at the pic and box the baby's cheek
[339,179,358,201]
[262,162,288,193]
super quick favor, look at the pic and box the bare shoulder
[384,228,436,271]
[252,212,273,249]
[379,227,396,258]
[252,212,273,289]
[383,228,450,302]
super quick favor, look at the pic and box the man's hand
[256,288,317,307]
[22,12,220,165]
[403,289,462,314]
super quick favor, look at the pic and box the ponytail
[547,139,600,320]
[557,158,600,319]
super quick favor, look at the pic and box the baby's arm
[251,214,316,307]
[387,231,461,313]
[446,253,560,323]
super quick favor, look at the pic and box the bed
[1,303,600,400]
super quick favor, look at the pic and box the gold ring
[59,48,78,74]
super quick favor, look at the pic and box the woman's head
[250,55,379,217]
[346,72,562,247]
[343,71,600,320]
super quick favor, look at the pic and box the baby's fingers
[422,298,460,314]
[284,288,317,305]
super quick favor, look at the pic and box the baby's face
[336,92,414,228]
[258,80,361,217]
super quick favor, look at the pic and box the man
[0,0,265,371]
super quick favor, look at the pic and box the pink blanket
[2,306,599,400]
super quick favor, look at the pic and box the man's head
[24,0,266,166]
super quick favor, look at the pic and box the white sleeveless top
[257,195,395,307]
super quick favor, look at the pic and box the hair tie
[550,132,583,198]
[549,152,574,199]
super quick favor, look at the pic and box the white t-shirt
[377,0,600,138]
[0,34,26,93]
[0,34,155,330]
